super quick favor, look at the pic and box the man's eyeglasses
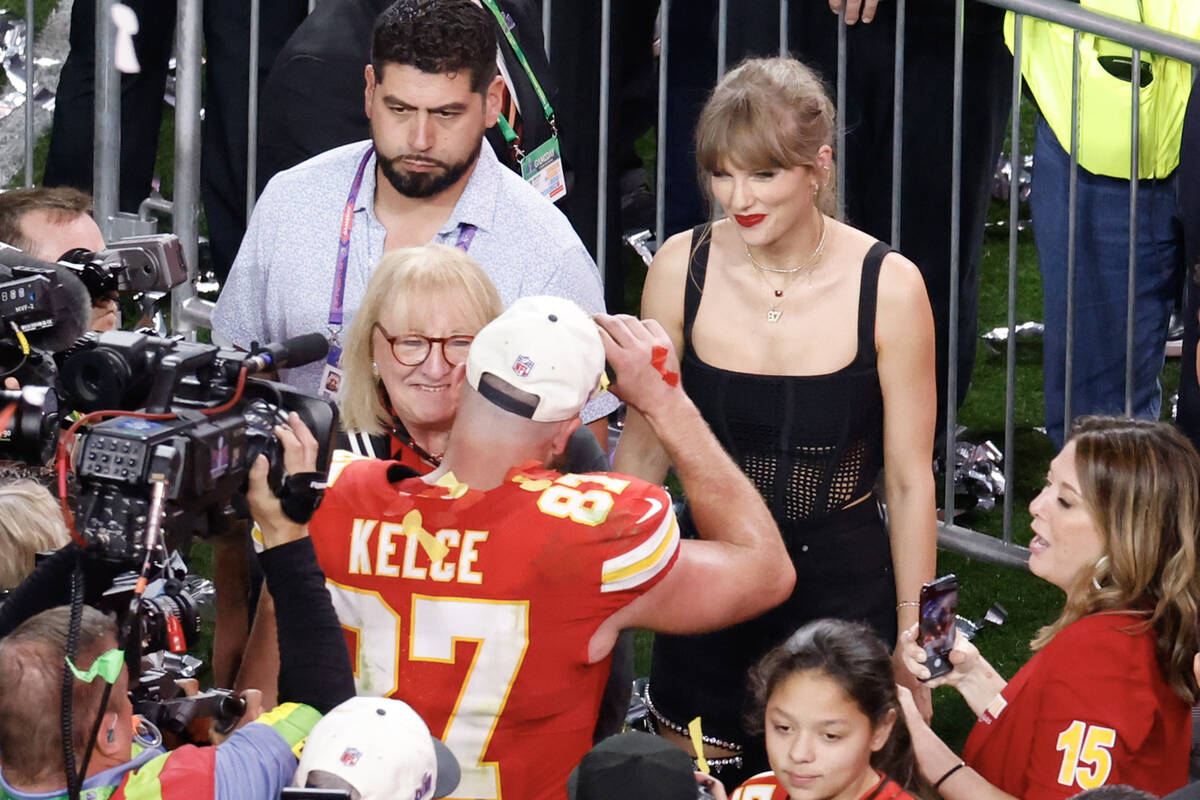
[373,322,474,367]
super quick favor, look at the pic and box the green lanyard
[479,0,557,155]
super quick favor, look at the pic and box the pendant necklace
[746,214,828,323]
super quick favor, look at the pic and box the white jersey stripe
[328,448,366,487]
[600,510,679,593]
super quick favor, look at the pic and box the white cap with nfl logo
[466,295,605,422]
[292,697,460,800]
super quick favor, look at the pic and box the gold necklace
[746,214,828,323]
[751,267,802,323]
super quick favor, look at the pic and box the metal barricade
[638,0,1200,569]
[68,0,1198,568]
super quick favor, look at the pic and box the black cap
[567,732,697,800]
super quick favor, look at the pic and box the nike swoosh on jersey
[636,497,663,524]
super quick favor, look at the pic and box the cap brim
[432,737,461,798]
[566,764,580,800]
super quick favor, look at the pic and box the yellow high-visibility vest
[1005,0,1200,179]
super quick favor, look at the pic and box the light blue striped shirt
[212,140,618,422]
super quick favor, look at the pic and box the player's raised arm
[594,314,795,636]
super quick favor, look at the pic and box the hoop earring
[1091,554,1109,591]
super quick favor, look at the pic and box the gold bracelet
[896,600,919,610]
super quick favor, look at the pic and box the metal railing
[638,0,1200,570]
[19,0,1197,568]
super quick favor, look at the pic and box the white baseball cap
[293,697,460,800]
[466,295,605,422]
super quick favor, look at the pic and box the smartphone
[917,574,959,681]
[281,790,353,800]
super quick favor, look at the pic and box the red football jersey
[730,770,917,800]
[309,455,681,800]
[964,613,1190,799]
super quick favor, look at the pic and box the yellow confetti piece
[401,510,450,563]
[434,471,470,499]
[688,716,709,775]
[512,474,553,492]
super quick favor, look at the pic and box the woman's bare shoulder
[650,228,697,279]
[640,228,698,330]
[877,248,930,311]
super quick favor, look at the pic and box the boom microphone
[243,333,330,375]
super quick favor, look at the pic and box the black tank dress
[646,225,898,783]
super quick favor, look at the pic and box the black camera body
[60,330,336,554]
[59,330,334,746]
[59,234,188,300]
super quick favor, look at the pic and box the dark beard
[377,139,483,199]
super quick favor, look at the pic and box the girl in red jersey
[898,417,1200,800]
[703,619,928,800]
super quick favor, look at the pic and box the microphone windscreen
[0,244,92,352]
[29,265,91,353]
[280,333,330,369]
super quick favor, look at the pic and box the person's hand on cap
[594,314,684,414]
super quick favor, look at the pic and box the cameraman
[0,187,119,332]
[0,413,354,798]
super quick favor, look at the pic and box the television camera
[0,326,337,795]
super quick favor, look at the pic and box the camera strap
[277,471,329,524]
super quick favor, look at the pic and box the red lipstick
[734,214,766,228]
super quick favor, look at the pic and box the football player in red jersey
[897,417,1200,800]
[715,619,923,800]
[253,296,795,800]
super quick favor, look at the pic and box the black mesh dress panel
[647,225,897,785]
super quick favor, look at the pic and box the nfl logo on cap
[467,296,606,423]
[512,355,534,377]
[292,697,461,800]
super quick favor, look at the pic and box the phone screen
[917,574,958,680]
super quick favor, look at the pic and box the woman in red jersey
[899,417,1200,800]
[704,618,928,800]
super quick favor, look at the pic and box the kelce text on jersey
[347,519,489,584]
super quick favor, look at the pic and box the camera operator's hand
[247,412,317,548]
[594,314,685,416]
[3,377,17,390]
[89,297,120,332]
[209,688,263,745]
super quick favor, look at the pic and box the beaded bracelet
[896,600,919,611]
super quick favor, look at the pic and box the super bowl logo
[512,355,534,377]
[340,747,362,767]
